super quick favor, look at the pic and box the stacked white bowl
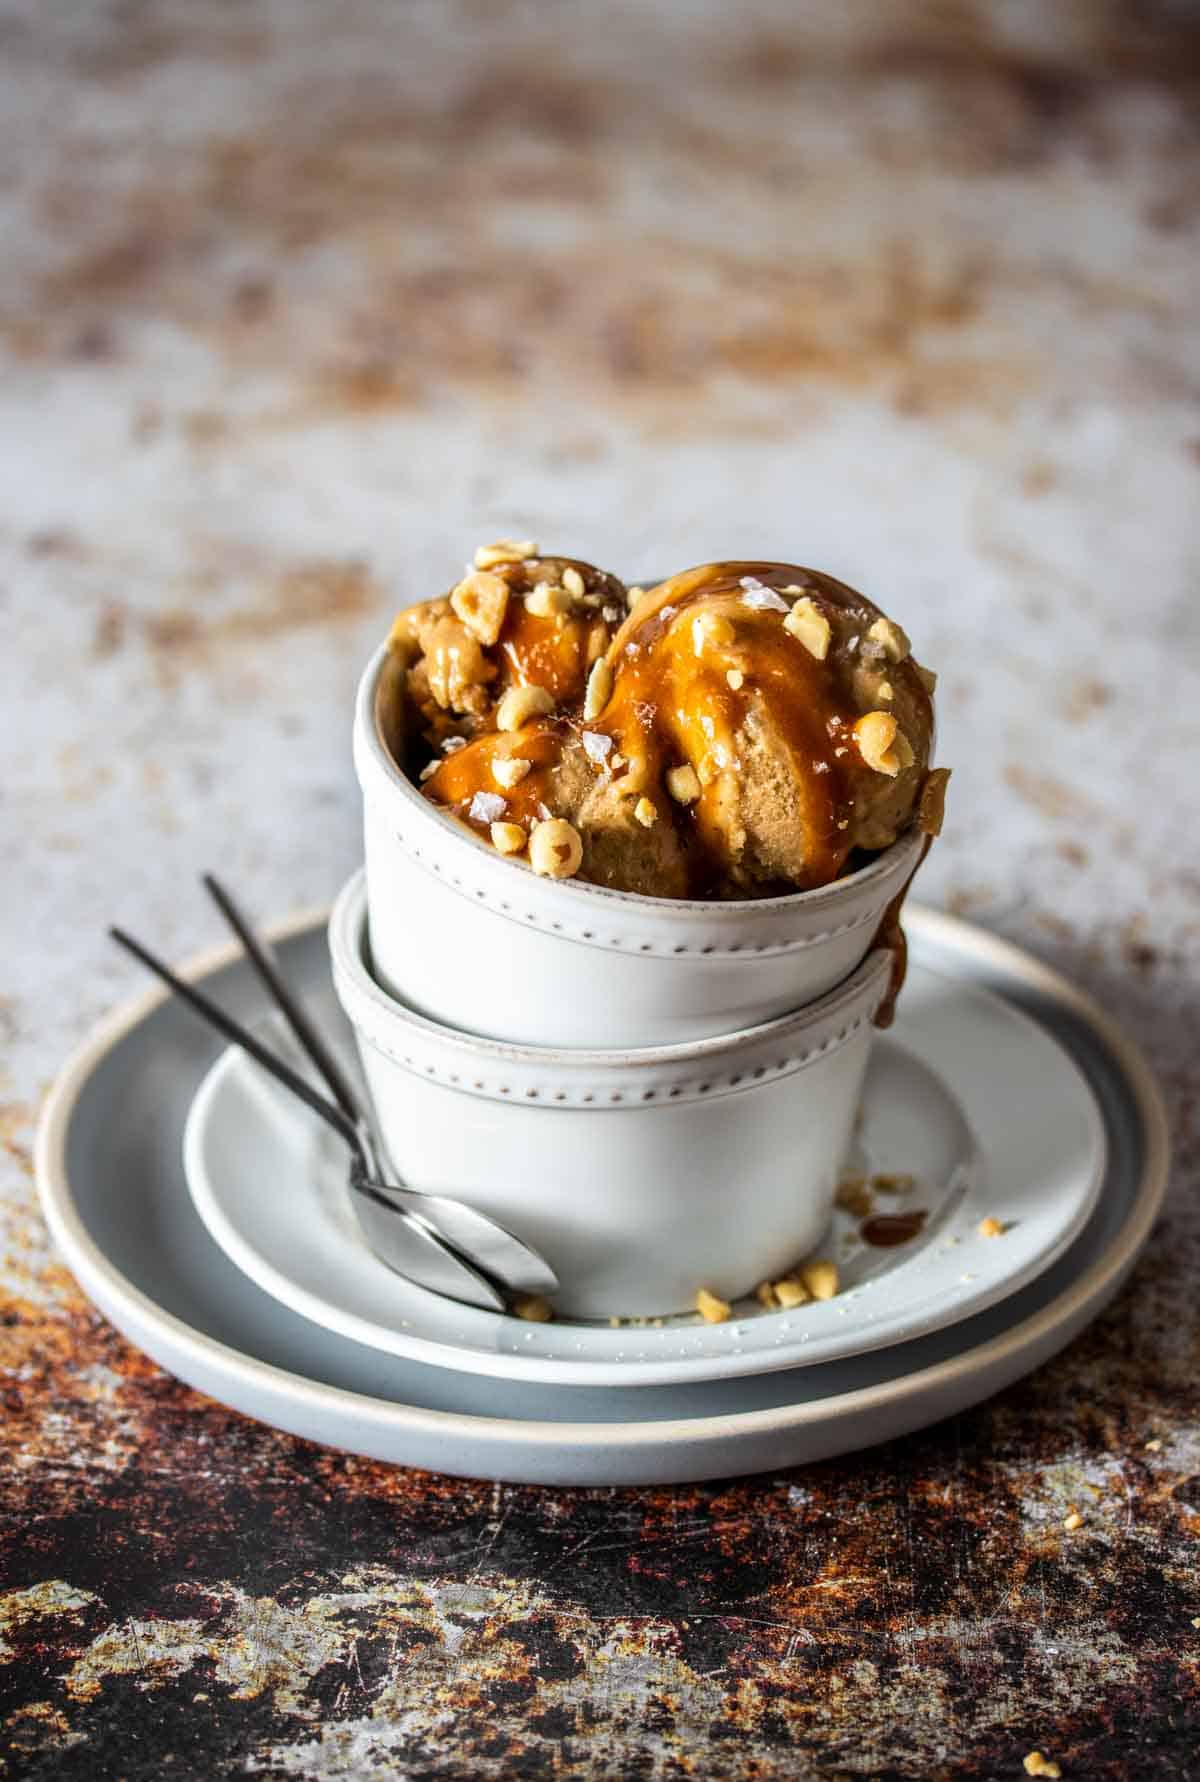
[333,641,917,1318]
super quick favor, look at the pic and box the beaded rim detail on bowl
[349,1012,878,1108]
[329,871,891,1107]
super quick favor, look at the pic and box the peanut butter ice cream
[388,552,948,900]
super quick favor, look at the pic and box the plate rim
[181,984,1106,1387]
[34,905,1170,1453]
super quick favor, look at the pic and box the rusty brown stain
[1062,676,1115,724]
[1003,762,1098,823]
[139,560,379,671]
[1,1236,1199,1775]
[90,602,128,660]
[16,6,1196,437]
[1022,459,1060,498]
[26,528,85,560]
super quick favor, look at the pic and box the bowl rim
[330,868,891,1077]
[355,640,928,925]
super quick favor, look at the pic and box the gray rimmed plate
[35,907,1168,1486]
[182,966,1104,1387]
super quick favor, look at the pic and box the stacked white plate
[36,904,1167,1486]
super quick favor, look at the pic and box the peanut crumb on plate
[871,1172,914,1194]
[800,1259,838,1301]
[978,1216,1007,1237]
[511,1294,554,1323]
[695,1287,732,1324]
[835,1176,874,1218]
[773,1277,810,1309]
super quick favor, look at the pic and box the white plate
[34,907,1169,1486]
[183,964,1105,1387]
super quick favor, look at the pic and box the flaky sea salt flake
[469,791,507,824]
[582,730,614,764]
[740,581,790,613]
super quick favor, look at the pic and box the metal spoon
[199,876,558,1304]
[109,895,557,1312]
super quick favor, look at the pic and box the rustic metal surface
[2,0,1199,1775]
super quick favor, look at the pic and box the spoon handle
[202,875,366,1128]
[109,926,362,1155]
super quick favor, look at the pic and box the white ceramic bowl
[330,870,891,1319]
[355,642,925,1047]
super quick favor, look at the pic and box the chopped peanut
[511,1293,554,1322]
[1023,1755,1061,1780]
[783,596,831,660]
[692,611,735,655]
[867,615,912,663]
[1062,1508,1084,1531]
[529,817,583,879]
[877,679,894,701]
[667,763,702,804]
[525,581,573,619]
[835,1176,874,1219]
[799,1259,839,1301]
[854,711,903,776]
[726,668,745,691]
[450,570,511,645]
[496,683,556,732]
[755,1280,779,1309]
[773,1277,810,1309]
[474,539,537,570]
[424,618,493,712]
[872,1172,914,1194]
[695,1287,732,1324]
[978,1216,1006,1238]
[561,565,586,599]
[492,756,532,790]
[634,796,658,828]
[490,821,526,855]
[584,658,613,721]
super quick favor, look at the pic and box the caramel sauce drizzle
[598,563,885,893]
[497,602,601,707]
[860,1209,928,1246]
[424,718,570,832]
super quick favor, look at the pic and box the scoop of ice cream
[386,543,628,756]
[424,717,693,897]
[593,562,938,892]
[418,560,945,899]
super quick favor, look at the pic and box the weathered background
[2,0,1199,1775]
